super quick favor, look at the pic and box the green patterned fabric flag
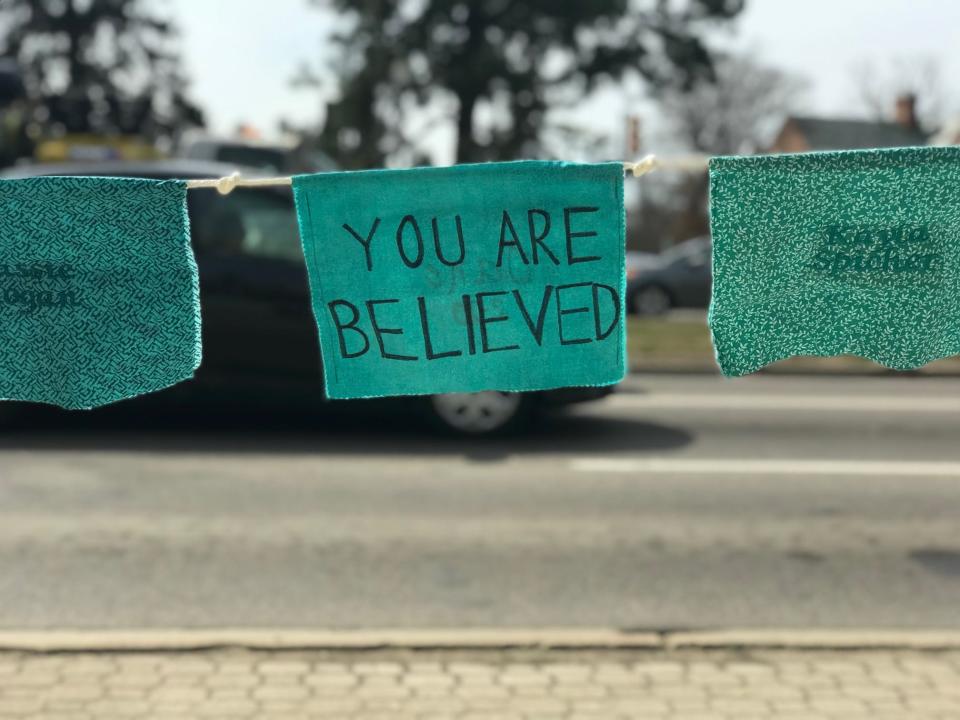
[709,146,960,376]
[0,176,200,409]
[293,161,626,399]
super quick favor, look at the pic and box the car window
[663,239,710,269]
[214,146,288,173]
[190,189,302,262]
[687,248,710,268]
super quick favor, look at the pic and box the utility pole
[625,114,642,158]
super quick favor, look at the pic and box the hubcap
[431,392,522,433]
[636,287,670,315]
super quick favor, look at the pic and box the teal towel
[0,176,201,409]
[293,161,626,399]
[709,146,960,375]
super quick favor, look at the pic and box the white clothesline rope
[184,154,710,195]
[185,173,292,194]
[622,153,712,177]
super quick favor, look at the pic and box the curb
[663,630,960,651]
[1,629,959,653]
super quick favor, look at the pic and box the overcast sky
[169,0,960,153]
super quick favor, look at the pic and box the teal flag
[0,176,200,409]
[293,161,626,399]
[709,146,960,376]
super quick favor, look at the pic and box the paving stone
[301,697,362,714]
[0,647,954,718]
[258,661,309,676]
[194,699,258,716]
[448,663,496,676]
[153,685,208,700]
[552,684,608,699]
[402,673,455,687]
[0,698,43,716]
[353,662,403,676]
[251,685,310,701]
[455,684,510,699]
[46,684,103,701]
[304,673,358,687]
[5,672,58,687]
[85,699,152,716]
[160,660,215,673]
[207,673,259,688]
[59,661,115,676]
[634,661,685,675]
[709,698,770,713]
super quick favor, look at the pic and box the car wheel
[429,391,529,435]
[633,285,671,315]
[0,403,23,430]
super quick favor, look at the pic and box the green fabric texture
[709,145,960,376]
[293,161,626,399]
[0,176,200,409]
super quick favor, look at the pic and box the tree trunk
[455,92,478,164]
[64,0,83,89]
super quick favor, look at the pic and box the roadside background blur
[3,0,959,374]
[3,3,960,692]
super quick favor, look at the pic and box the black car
[627,237,711,315]
[0,160,613,434]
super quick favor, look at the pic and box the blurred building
[769,94,927,153]
[929,117,960,146]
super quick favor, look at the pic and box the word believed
[329,283,619,361]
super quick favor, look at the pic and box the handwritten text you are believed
[326,206,622,362]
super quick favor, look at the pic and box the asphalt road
[1,373,959,630]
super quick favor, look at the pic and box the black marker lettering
[563,206,601,265]
[592,283,620,340]
[418,296,462,360]
[365,299,417,360]
[328,300,370,358]
[396,215,425,268]
[555,282,593,345]
[342,218,381,271]
[512,285,553,346]
[527,209,558,265]
[476,291,520,354]
[496,210,529,267]
[462,294,477,355]
[432,216,466,267]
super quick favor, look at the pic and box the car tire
[428,391,531,435]
[633,285,672,316]
[0,403,23,430]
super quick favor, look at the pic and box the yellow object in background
[34,134,163,163]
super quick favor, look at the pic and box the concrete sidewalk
[2,647,959,719]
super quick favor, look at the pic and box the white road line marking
[607,393,960,413]
[570,457,960,477]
